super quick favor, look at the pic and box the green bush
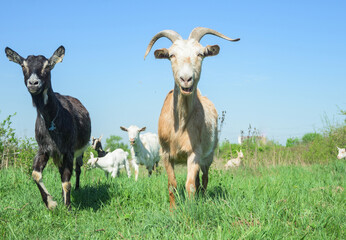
[286,137,300,147]
[0,112,38,172]
[301,132,323,144]
[104,135,130,155]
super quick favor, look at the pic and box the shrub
[104,135,130,155]
[301,132,323,144]
[286,137,300,147]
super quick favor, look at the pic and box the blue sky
[0,1,345,145]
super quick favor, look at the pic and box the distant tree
[104,135,130,154]
[286,137,300,147]
[301,132,322,144]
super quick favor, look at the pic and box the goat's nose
[28,80,39,86]
[180,76,192,83]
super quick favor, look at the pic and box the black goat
[5,46,91,209]
[91,135,108,157]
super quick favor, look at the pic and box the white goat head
[337,147,346,159]
[144,27,239,96]
[120,125,146,146]
[87,152,98,168]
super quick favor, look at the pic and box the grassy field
[0,159,345,239]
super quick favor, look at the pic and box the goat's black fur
[5,46,91,209]
[91,136,108,157]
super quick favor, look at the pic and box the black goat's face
[91,136,103,151]
[5,46,65,96]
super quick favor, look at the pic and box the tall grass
[0,160,345,239]
[217,115,346,168]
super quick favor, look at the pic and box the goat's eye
[169,54,175,58]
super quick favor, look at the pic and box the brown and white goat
[5,46,91,210]
[144,27,239,208]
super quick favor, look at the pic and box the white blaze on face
[170,39,204,94]
[126,125,141,145]
[27,73,41,88]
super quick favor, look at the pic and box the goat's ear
[5,47,24,65]
[139,127,146,132]
[154,48,169,59]
[48,45,65,70]
[99,134,103,141]
[92,136,95,141]
[337,147,340,150]
[204,45,220,57]
[120,126,128,132]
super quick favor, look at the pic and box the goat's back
[140,132,160,156]
[56,93,91,151]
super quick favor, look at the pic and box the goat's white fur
[225,150,244,169]
[337,147,346,160]
[120,125,160,181]
[88,149,131,178]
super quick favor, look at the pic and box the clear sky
[0,1,345,145]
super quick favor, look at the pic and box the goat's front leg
[162,150,177,210]
[131,160,139,181]
[111,166,119,178]
[59,153,73,209]
[32,151,57,209]
[125,160,131,178]
[186,152,201,198]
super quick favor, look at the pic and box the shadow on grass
[173,182,230,207]
[72,183,112,211]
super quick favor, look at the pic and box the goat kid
[120,125,160,181]
[5,46,91,209]
[88,150,131,178]
[144,27,239,208]
[337,147,346,159]
[225,150,244,169]
[91,135,108,157]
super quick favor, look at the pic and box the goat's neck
[32,88,59,123]
[132,139,144,157]
[97,148,107,156]
[173,84,197,129]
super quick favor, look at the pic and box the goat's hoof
[47,196,57,210]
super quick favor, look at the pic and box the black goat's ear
[5,47,24,65]
[48,45,65,70]
[204,45,220,57]
[154,48,169,59]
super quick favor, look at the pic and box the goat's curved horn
[144,30,182,59]
[189,27,240,43]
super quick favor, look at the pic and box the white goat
[87,149,131,178]
[337,147,346,159]
[144,27,239,208]
[120,125,160,181]
[225,150,244,169]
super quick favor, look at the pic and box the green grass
[0,160,345,239]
